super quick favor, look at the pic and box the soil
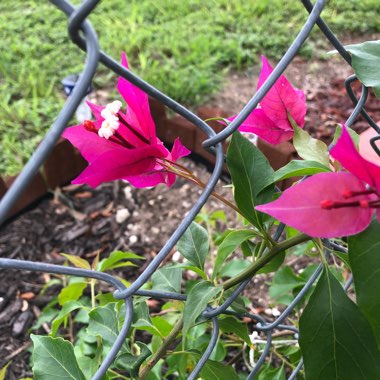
[2,50,380,378]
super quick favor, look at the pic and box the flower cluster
[228,56,306,145]
[63,52,379,239]
[63,53,190,189]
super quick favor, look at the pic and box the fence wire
[0,0,379,378]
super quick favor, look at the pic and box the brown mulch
[0,159,235,379]
[1,52,380,378]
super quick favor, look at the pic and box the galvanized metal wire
[1,0,379,378]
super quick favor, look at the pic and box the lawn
[1,0,380,176]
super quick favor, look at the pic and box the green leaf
[31,335,85,380]
[76,355,99,380]
[220,259,250,278]
[292,126,330,167]
[213,229,257,280]
[345,40,380,98]
[269,266,304,302]
[256,251,286,274]
[151,266,182,293]
[97,250,144,272]
[58,282,87,306]
[177,222,209,270]
[349,219,380,347]
[258,365,285,380]
[332,124,360,148]
[183,281,222,336]
[227,131,274,228]
[170,264,207,280]
[115,342,151,378]
[51,301,83,337]
[88,303,119,347]
[61,254,91,270]
[151,316,173,337]
[132,301,164,337]
[299,267,380,379]
[218,316,251,345]
[195,336,227,361]
[200,360,239,380]
[273,160,330,182]
[134,315,172,338]
[0,362,10,380]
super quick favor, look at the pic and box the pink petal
[126,170,176,188]
[117,52,156,143]
[170,137,191,161]
[331,125,380,191]
[257,56,306,130]
[62,123,121,162]
[234,109,294,145]
[255,172,373,238]
[86,101,104,120]
[117,111,150,148]
[72,145,167,188]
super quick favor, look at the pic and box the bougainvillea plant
[23,45,380,380]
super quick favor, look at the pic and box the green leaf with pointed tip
[292,126,330,167]
[97,250,144,272]
[213,229,257,280]
[345,40,380,99]
[151,266,182,293]
[273,160,330,182]
[227,132,274,228]
[177,222,209,270]
[31,335,85,380]
[299,267,380,379]
[61,254,90,270]
[88,303,119,348]
[170,264,207,280]
[183,281,222,336]
[58,282,87,306]
[51,301,83,337]
[349,219,380,347]
[200,359,239,380]
[332,124,360,148]
[0,362,10,380]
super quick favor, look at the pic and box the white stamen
[101,108,117,120]
[106,100,122,114]
[98,100,123,139]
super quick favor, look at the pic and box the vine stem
[139,316,183,380]
[222,233,311,290]
[161,161,244,217]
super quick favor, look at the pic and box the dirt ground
[1,50,380,378]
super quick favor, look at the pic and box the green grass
[1,0,380,176]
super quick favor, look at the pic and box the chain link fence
[1,0,379,378]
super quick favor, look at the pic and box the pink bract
[256,172,373,238]
[63,53,190,189]
[256,125,380,237]
[227,55,306,145]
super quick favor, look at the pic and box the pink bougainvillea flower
[228,55,306,145]
[63,53,190,188]
[256,126,380,238]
